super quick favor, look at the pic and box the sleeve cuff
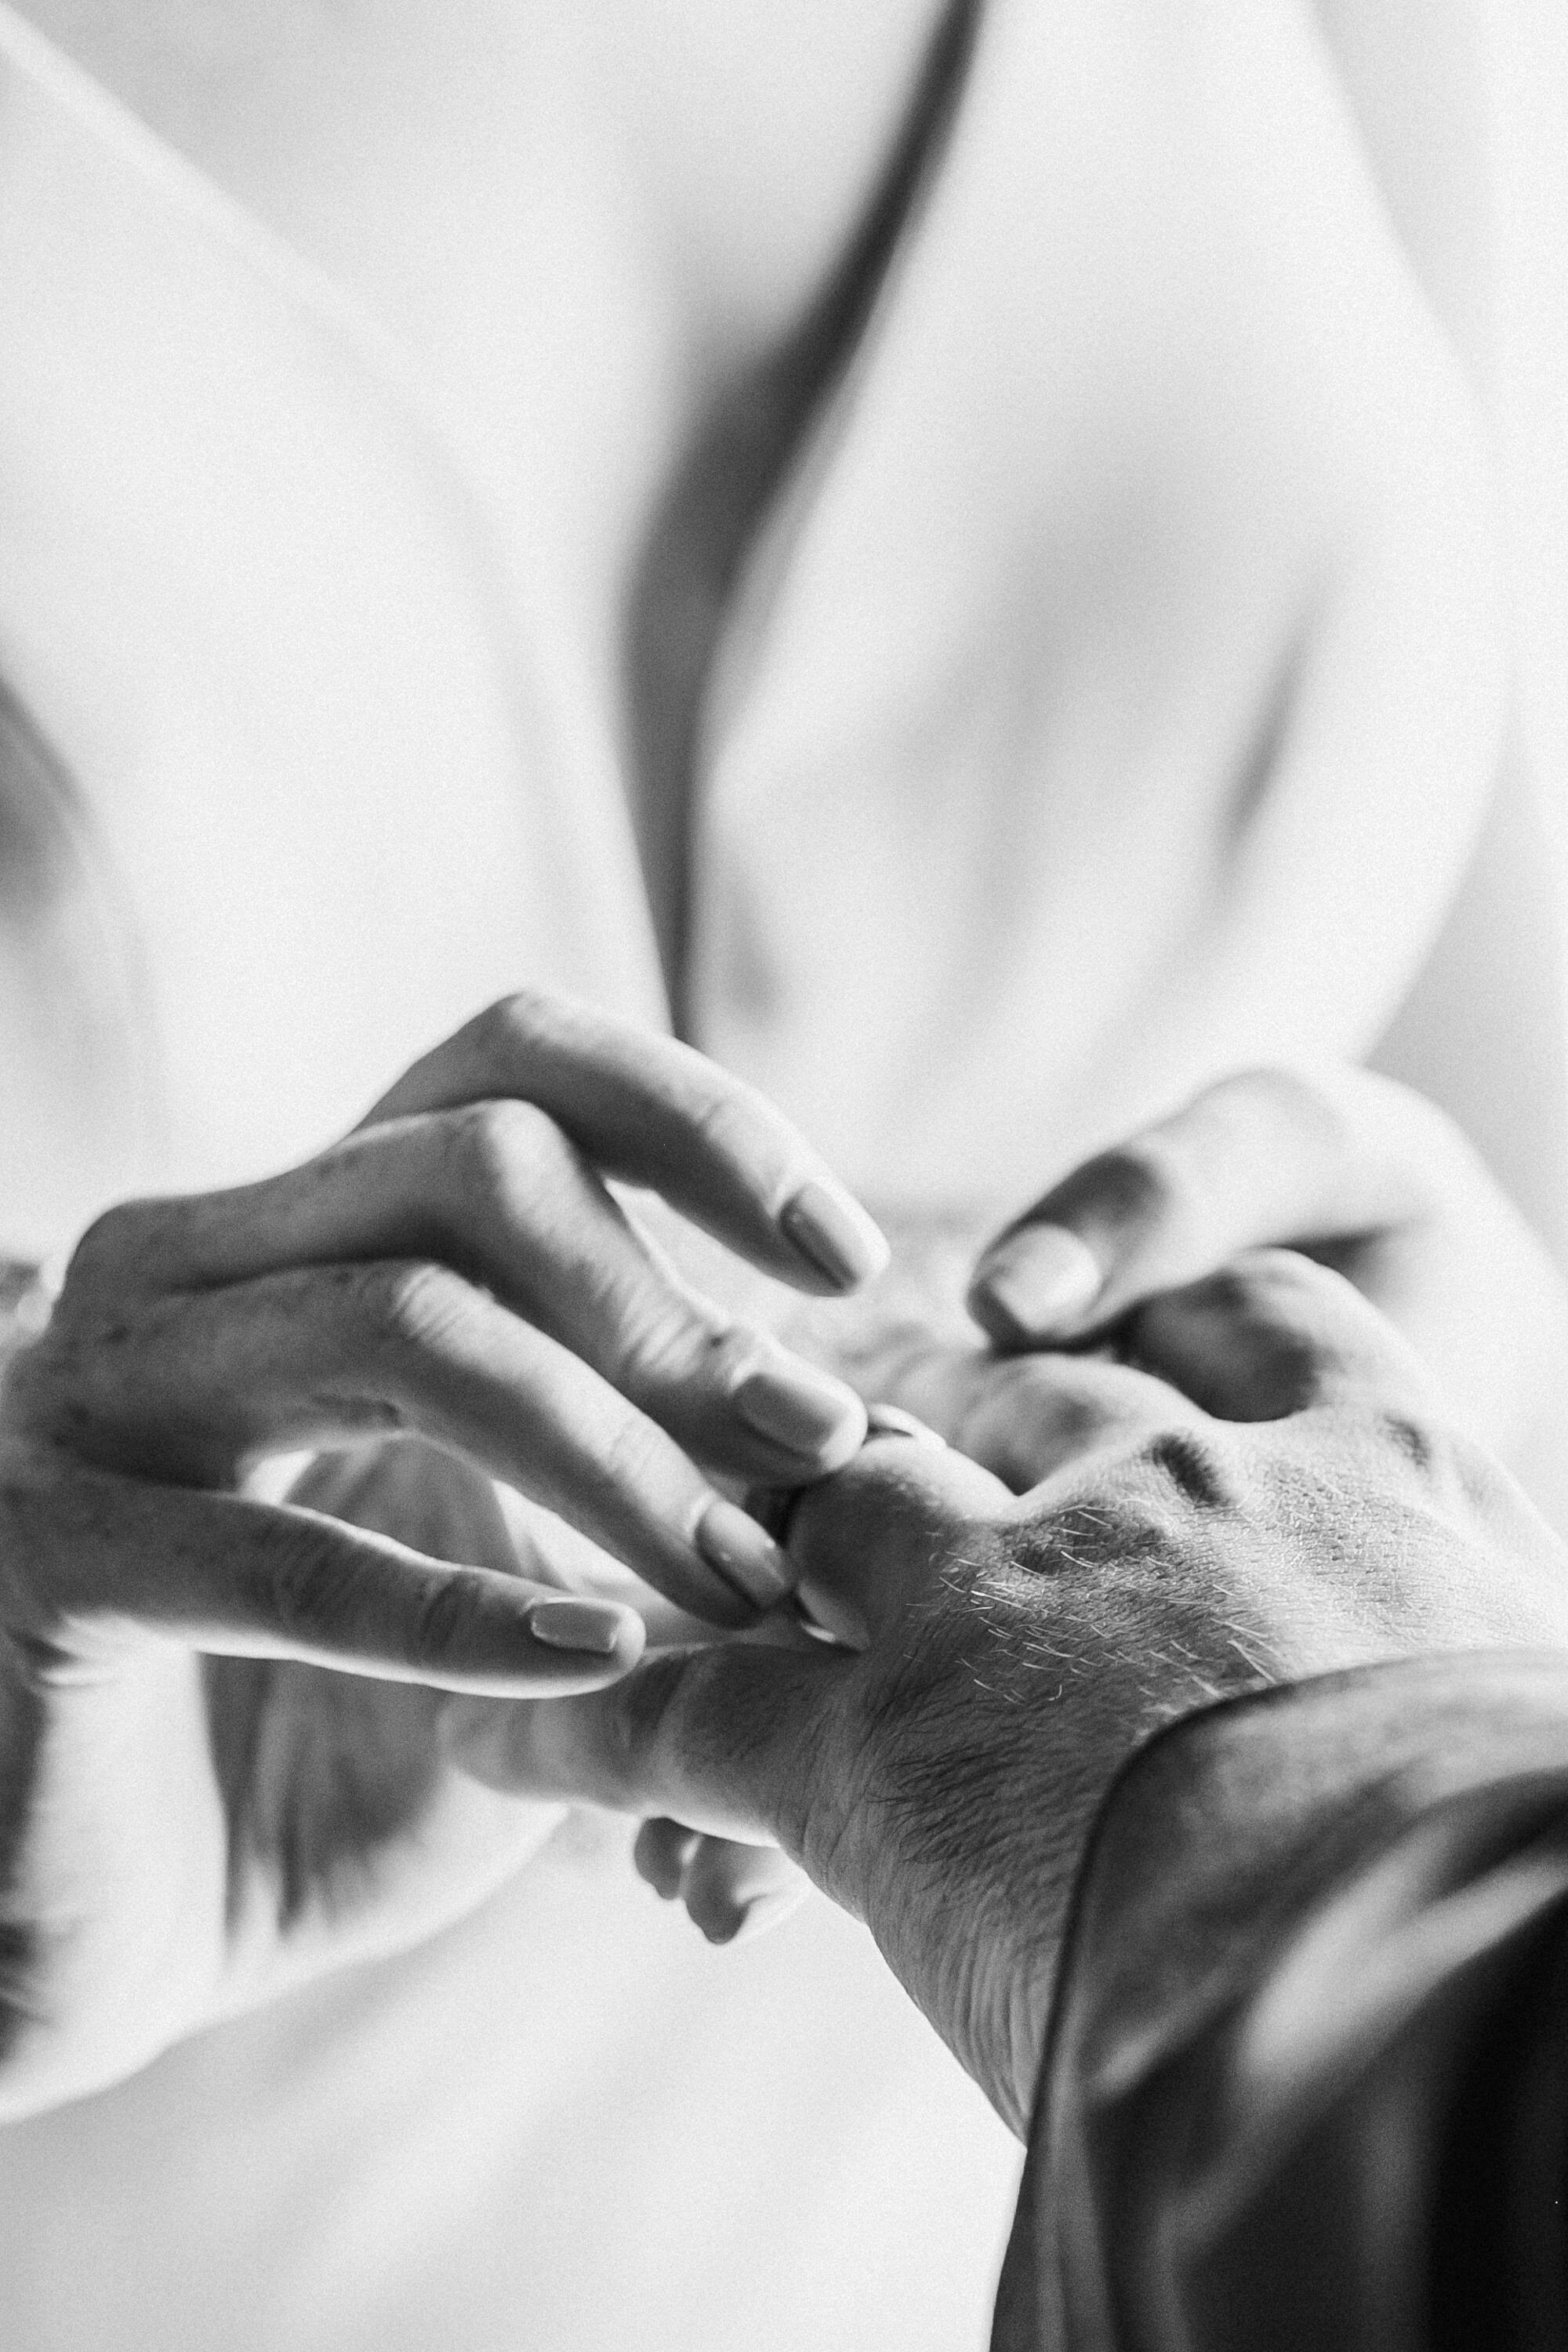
[993,1651,1568,2351]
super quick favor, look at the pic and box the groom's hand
[476,1252,1568,2133]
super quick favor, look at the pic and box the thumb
[24,1461,647,1695]
[968,1068,1433,1347]
[1127,1247,1441,1422]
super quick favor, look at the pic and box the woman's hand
[0,988,884,2113]
[967,1066,1568,1483]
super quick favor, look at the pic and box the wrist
[850,1810,1069,2138]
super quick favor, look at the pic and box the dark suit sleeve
[992,1653,1568,2352]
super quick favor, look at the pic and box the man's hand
[486,1252,1568,2135]
[621,1066,1568,1940]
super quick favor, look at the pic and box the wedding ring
[745,1401,947,1545]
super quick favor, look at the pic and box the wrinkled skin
[0,988,880,2116]
[489,1251,1568,2132]
[633,1065,1568,1940]
[6,1053,1563,2118]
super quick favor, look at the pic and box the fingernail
[732,1362,862,1460]
[779,1181,890,1290]
[971,1227,1102,1343]
[697,1499,793,1608]
[528,1598,626,1654]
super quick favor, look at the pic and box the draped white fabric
[0,4,1508,2347]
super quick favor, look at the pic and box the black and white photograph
[1,3,1566,2346]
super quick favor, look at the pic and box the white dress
[0,3,1504,2345]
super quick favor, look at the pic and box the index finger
[362,991,889,1294]
[10,1461,647,1696]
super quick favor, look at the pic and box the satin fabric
[0,5,1510,2347]
[1002,1656,1568,2350]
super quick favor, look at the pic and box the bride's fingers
[20,1262,794,1625]
[3,1457,645,1693]
[968,1067,1442,1348]
[285,1439,524,1573]
[76,1107,867,1486]
[358,990,889,1294]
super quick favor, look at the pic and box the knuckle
[1294,1398,1479,1541]
[352,1258,474,1357]
[1345,1403,1472,1497]
[409,1569,483,1665]
[67,1201,154,1294]
[1029,1425,1244,1568]
[609,1290,728,1397]
[449,1097,568,1212]
[600,1648,695,1791]
[597,1406,679,1501]
[1443,1428,1523,1520]
[688,1080,773,1175]
[258,1524,347,1647]
[1132,1425,1244,1514]
[469,989,548,1065]
[1360,1406,1443,1477]
[1071,1136,1191,1239]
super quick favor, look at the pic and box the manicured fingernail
[971,1227,1102,1342]
[779,1181,890,1290]
[697,1499,793,1607]
[528,1599,626,1654]
[732,1362,862,1459]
